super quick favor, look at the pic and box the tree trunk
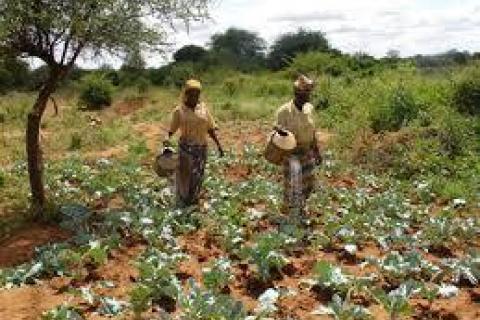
[26,71,60,217]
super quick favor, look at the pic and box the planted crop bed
[0,146,479,320]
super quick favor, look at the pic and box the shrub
[437,113,472,158]
[370,86,420,133]
[69,133,82,151]
[136,77,150,96]
[166,62,196,88]
[254,79,291,97]
[0,170,5,188]
[288,52,348,77]
[79,74,113,110]
[268,29,330,70]
[453,70,480,116]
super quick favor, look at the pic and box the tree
[0,0,212,217]
[173,44,207,63]
[0,54,31,92]
[268,29,330,70]
[210,28,265,58]
[121,46,146,72]
[209,27,266,71]
[386,49,400,60]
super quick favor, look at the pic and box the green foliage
[453,68,480,115]
[0,0,212,68]
[174,45,208,63]
[0,54,30,92]
[373,281,419,320]
[370,86,420,133]
[180,279,247,320]
[69,132,82,151]
[153,62,196,87]
[0,169,5,188]
[130,248,185,311]
[437,113,471,158]
[268,28,331,70]
[242,233,288,282]
[313,261,352,296]
[41,304,84,320]
[136,77,150,95]
[209,27,266,71]
[202,258,233,293]
[315,294,372,320]
[78,74,113,110]
[129,284,154,316]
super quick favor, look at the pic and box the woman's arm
[163,109,180,147]
[208,129,224,157]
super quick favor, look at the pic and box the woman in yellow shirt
[165,79,224,207]
[274,75,321,216]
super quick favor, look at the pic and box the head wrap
[185,79,202,91]
[294,75,314,92]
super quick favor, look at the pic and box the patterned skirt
[176,140,208,207]
[283,148,317,214]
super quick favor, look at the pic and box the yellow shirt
[276,101,317,150]
[169,102,217,146]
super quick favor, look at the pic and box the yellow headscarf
[185,79,202,91]
[182,79,202,104]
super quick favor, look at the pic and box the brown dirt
[133,122,168,153]
[0,285,67,320]
[0,224,70,268]
[83,145,127,160]
[113,97,146,117]
[224,163,253,183]
[0,245,143,320]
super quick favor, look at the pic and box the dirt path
[0,224,70,268]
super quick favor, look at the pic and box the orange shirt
[169,102,217,146]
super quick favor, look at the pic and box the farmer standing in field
[274,75,322,216]
[164,79,224,207]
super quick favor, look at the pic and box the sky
[81,0,480,67]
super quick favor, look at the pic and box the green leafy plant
[242,233,288,282]
[78,74,114,110]
[129,248,185,315]
[313,294,372,320]
[179,279,247,320]
[443,250,480,286]
[202,258,234,293]
[370,86,420,133]
[453,69,480,115]
[41,304,84,320]
[313,261,352,297]
[373,281,420,320]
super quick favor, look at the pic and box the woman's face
[294,88,311,107]
[184,88,200,108]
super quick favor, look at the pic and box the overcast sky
[80,0,480,67]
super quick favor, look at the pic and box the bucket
[264,129,296,165]
[154,147,179,177]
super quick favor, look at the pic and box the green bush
[136,77,150,95]
[79,74,113,109]
[254,78,290,97]
[0,170,5,188]
[288,52,347,77]
[453,69,480,116]
[69,132,82,151]
[437,113,473,158]
[370,86,420,133]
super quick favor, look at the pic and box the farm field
[0,59,479,320]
